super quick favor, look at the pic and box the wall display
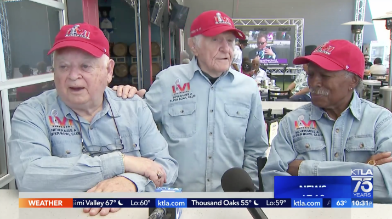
[233,18,304,68]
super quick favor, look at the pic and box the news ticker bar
[19,198,373,208]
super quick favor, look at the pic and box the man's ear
[187,37,198,56]
[350,73,360,90]
[107,59,115,84]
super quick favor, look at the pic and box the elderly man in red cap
[8,23,179,216]
[114,10,268,192]
[262,40,392,202]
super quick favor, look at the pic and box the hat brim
[202,26,246,40]
[293,54,343,71]
[47,40,104,57]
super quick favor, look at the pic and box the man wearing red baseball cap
[113,10,268,192]
[8,23,179,215]
[262,39,392,202]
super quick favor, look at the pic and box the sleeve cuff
[298,160,320,176]
[100,151,125,179]
[119,173,149,192]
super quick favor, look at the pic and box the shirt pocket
[294,139,327,161]
[51,138,83,158]
[166,102,197,138]
[224,103,250,140]
[121,135,141,156]
[345,137,375,163]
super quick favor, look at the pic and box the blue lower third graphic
[291,198,323,208]
[156,199,188,208]
[72,198,155,208]
[351,199,373,208]
[351,168,373,199]
[331,198,351,208]
[274,176,351,198]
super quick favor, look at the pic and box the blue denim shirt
[261,92,392,202]
[145,58,268,192]
[8,88,178,192]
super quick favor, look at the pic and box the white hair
[180,50,189,60]
[345,71,362,89]
[181,58,190,64]
[192,35,203,48]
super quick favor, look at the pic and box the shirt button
[65,150,71,154]
[210,109,214,113]
[209,132,213,135]
[133,144,137,148]
[89,126,93,130]
[208,156,212,159]
[359,143,364,148]
[207,179,210,182]
[335,129,339,133]
[180,110,184,113]
[236,111,240,115]
[211,87,214,89]
[334,152,339,157]
[305,143,310,148]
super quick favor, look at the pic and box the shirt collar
[310,91,362,121]
[187,57,236,81]
[57,88,120,120]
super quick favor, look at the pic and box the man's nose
[68,66,82,80]
[219,40,231,52]
[308,76,322,87]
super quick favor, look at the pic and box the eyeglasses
[74,98,124,157]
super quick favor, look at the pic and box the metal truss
[354,0,367,50]
[0,1,12,79]
[232,18,304,70]
[267,67,304,75]
[123,0,136,8]
[150,0,164,24]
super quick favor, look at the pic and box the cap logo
[214,12,232,26]
[65,25,90,39]
[315,42,335,55]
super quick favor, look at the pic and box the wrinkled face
[307,62,357,109]
[257,36,267,50]
[54,47,114,108]
[189,32,235,75]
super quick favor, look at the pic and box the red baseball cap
[48,23,109,57]
[190,10,245,40]
[293,39,365,79]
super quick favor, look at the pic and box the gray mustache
[310,88,330,96]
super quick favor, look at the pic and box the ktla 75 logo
[351,168,373,198]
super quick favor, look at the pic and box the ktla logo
[351,168,373,198]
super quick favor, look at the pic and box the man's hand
[124,156,167,187]
[366,152,392,166]
[83,177,137,216]
[287,159,303,176]
[264,47,275,56]
[112,85,146,99]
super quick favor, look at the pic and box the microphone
[148,208,167,219]
[221,168,269,219]
[148,187,182,219]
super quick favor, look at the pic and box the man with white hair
[114,10,269,192]
[180,50,190,64]
[8,23,178,216]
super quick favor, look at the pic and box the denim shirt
[8,88,178,192]
[145,58,269,192]
[261,92,392,202]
